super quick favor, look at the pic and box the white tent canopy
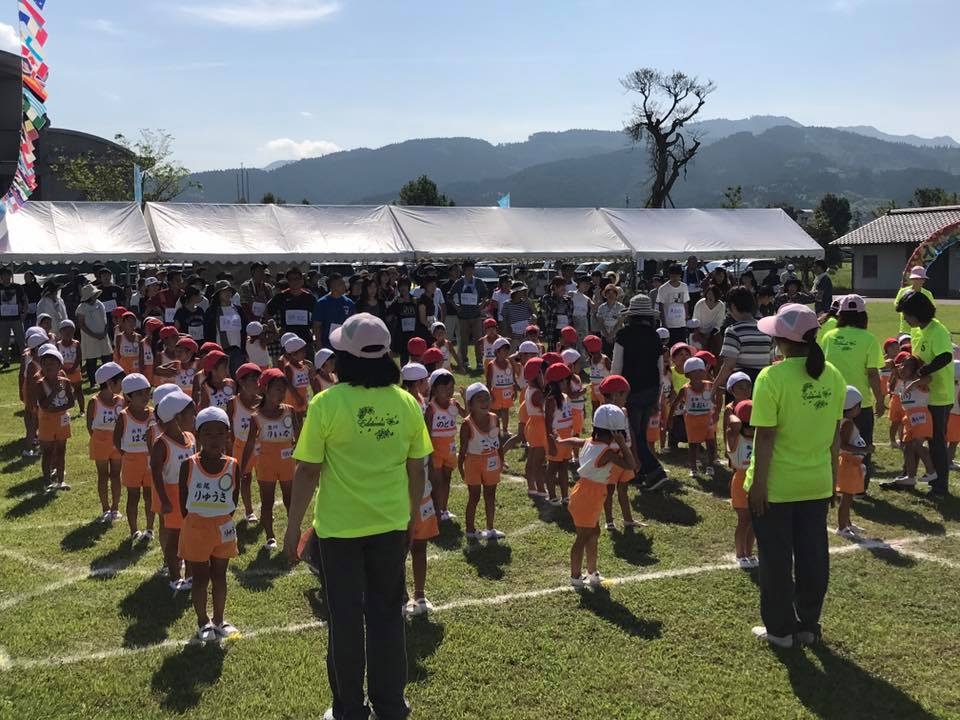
[391,206,633,259]
[0,201,155,261]
[145,203,414,262]
[601,208,824,260]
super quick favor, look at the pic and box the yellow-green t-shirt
[671,367,686,394]
[816,316,838,345]
[294,383,433,539]
[910,319,955,406]
[744,357,846,503]
[820,326,883,408]
[895,286,935,333]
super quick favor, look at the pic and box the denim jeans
[625,386,666,479]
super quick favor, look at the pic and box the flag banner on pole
[498,193,511,209]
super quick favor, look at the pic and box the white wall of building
[851,245,912,293]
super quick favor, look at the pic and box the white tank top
[203,380,234,409]
[440,344,452,370]
[482,337,498,360]
[184,455,237,516]
[56,340,77,367]
[466,416,500,456]
[41,380,70,411]
[175,364,196,393]
[842,425,867,457]
[246,340,271,368]
[120,410,152,453]
[290,363,310,389]
[141,339,154,367]
[551,394,573,431]
[901,385,929,410]
[159,431,195,485]
[91,395,121,431]
[569,376,586,412]
[589,359,609,387]
[524,387,543,417]
[491,362,514,389]
[429,400,458,438]
[117,335,139,360]
[231,397,257,441]
[684,385,714,416]
[257,406,295,445]
[577,440,615,485]
[729,434,754,471]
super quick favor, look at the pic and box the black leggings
[929,405,951,494]
[85,355,113,387]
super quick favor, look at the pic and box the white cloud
[179,1,339,30]
[85,18,122,35]
[300,111,314,118]
[0,22,19,52]
[262,138,341,161]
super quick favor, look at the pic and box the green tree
[260,192,286,204]
[622,68,716,208]
[398,175,455,206]
[806,208,841,265]
[766,203,799,221]
[53,129,197,203]
[910,187,959,208]
[301,198,311,205]
[872,199,898,218]
[817,193,851,237]
[721,185,742,208]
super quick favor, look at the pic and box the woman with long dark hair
[355,278,386,319]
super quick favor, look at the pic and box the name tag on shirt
[164,308,176,323]
[285,309,309,326]
[252,302,266,318]
[460,291,478,306]
[0,303,18,317]
[27,302,37,314]
[667,304,685,323]
[219,314,242,332]
[102,300,118,313]
[189,325,205,341]
[555,314,569,329]
[402,317,416,332]
[511,320,528,335]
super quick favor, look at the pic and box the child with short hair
[178,407,240,641]
[722,372,753,438]
[563,348,586,438]
[199,351,236,410]
[20,331,47,458]
[141,317,163,386]
[425,369,463,522]
[477,318,503,367]
[888,355,935,487]
[836,387,871,539]
[114,312,142,376]
[87,362,125,521]
[668,343,692,448]
[520,357,547,498]
[245,321,274,370]
[695,350,717,380]
[511,340,541,448]
[880,338,899,396]
[524,324,545,355]
[597,375,643,530]
[281,336,310,422]
[670,357,717,478]
[32,345,74,491]
[725,400,756,567]
[114,373,156,540]
[407,336,428,366]
[228,363,262,522]
[887,351,907,449]
[401,363,429,408]
[431,322,458,371]
[544,362,574,506]
[558,325,579,354]
[421,347,444,374]
[173,337,200,400]
[312,348,337,392]
[486,338,516,440]
[584,335,610,417]
[57,320,84,417]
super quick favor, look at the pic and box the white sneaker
[835,526,859,539]
[265,538,278,550]
[464,531,481,540]
[58,480,71,490]
[245,513,258,523]
[752,625,793,648]
[130,530,142,542]
[605,522,616,531]
[440,510,456,522]
[919,472,937,483]
[623,520,647,529]
[688,469,698,478]
[586,571,604,587]
[216,621,240,639]
[97,511,111,524]
[747,556,759,568]
[109,510,122,521]
[736,557,751,569]
[142,529,154,542]
[481,528,506,540]
[952,461,960,471]
[405,598,433,617]
[894,475,916,487]
[848,523,867,535]
[549,498,562,507]
[197,623,218,643]
[181,577,193,590]
[705,466,715,478]
[570,575,586,588]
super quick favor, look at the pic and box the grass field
[2,305,960,719]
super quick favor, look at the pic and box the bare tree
[622,69,716,208]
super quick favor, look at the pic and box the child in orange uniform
[20,331,47,458]
[228,363,262,522]
[562,349,586,436]
[114,373,156,541]
[198,351,236,410]
[113,311,142,376]
[32,344,74,491]
[281,336,310,422]
[151,391,197,591]
[524,324,546,355]
[57,320,85,417]
[510,340,541,448]
[563,404,636,587]
[141,317,163,386]
[87,362,125,521]
[670,357,717,478]
[243,368,300,550]
[880,338,899,396]
[485,338,516,440]
[402,362,430,407]
[544,361,574,506]
[520,357,547,498]
[836,387,871,539]
[425,369,463,522]
[312,348,337,393]
[584,335,610,417]
[887,350,907,448]
[172,337,200,400]
[477,318,503,368]
[178,406,240,642]
[595,375,642,530]
[245,321,274,370]
[725,400,756,567]
[431,321,458,371]
[459,383,517,541]
[888,355,935,487]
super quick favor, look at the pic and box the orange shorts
[121,452,152,489]
[568,479,608,528]
[571,407,585,436]
[647,416,660,444]
[518,401,528,425]
[948,413,960,444]
[89,428,121,462]
[525,414,547,449]
[547,427,574,463]
[609,465,635,484]
[430,436,457,470]
[836,456,865,495]
[903,407,932,441]
[117,357,140,376]
[38,410,71,442]
[234,438,256,475]
[256,445,294,484]
[154,483,183,530]
[66,368,82,385]
[285,387,308,413]
[178,513,238,563]
[491,386,515,410]
[683,414,715,444]
[413,497,439,541]
[888,395,903,424]
[730,469,748,509]
[463,453,501,486]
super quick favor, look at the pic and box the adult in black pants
[285,313,432,720]
[611,294,669,490]
[746,303,847,648]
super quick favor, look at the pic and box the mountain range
[181,116,960,211]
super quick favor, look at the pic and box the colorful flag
[498,193,511,209]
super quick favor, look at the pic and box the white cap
[561,348,581,365]
[518,340,540,355]
[787,264,795,271]
[246,321,263,336]
[897,333,911,343]
[593,403,627,431]
[656,327,670,340]
[686,318,701,329]
[144,276,160,287]
[330,313,392,359]
[465,382,489,404]
[431,321,446,332]
[38,344,63,364]
[401,362,428,382]
[157,392,194,423]
[683,357,706,374]
[196,406,229,429]
[59,319,75,330]
[315,348,334,368]
[428,368,454,388]
[152,383,181,406]
[283,336,306,353]
[94,361,124,386]
[280,332,297,347]
[493,337,511,353]
[25,325,45,337]
[725,371,752,392]
[36,313,52,324]
[27,333,48,349]
[844,385,863,411]
[121,373,150,394]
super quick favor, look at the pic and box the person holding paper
[96,267,127,318]
[239,262,274,322]
[449,260,488,371]
[146,269,185,324]
[312,273,355,350]
[656,264,691,345]
[0,267,26,369]
[267,267,316,354]
[205,280,249,374]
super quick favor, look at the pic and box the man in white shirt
[569,275,594,350]
[656,264,690,345]
[490,274,513,323]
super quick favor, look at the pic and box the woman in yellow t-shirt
[744,303,846,649]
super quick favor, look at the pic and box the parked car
[722,258,783,283]
[473,265,500,283]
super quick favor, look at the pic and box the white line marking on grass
[893,547,960,569]
[0,647,10,670]
[0,547,66,573]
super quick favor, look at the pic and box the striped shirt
[720,320,772,370]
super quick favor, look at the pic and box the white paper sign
[219,314,242,332]
[0,303,18,317]
[511,320,528,335]
[164,308,176,323]
[555,314,569,329]
[101,300,118,313]
[401,317,416,332]
[285,309,309,326]
[188,325,205,341]
[252,302,266,318]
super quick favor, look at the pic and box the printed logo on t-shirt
[357,406,400,440]
[800,382,833,410]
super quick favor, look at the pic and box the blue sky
[3,0,958,171]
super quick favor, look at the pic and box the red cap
[734,400,753,424]
[202,350,228,372]
[525,324,540,335]
[176,337,198,354]
[258,367,286,389]
[421,347,444,364]
[670,342,693,356]
[583,335,602,353]
[523,357,545,381]
[894,351,912,364]
[159,325,179,340]
[120,311,136,321]
[200,342,223,356]
[883,337,899,349]
[695,350,716,369]
[560,326,578,343]
[235,363,262,381]
[111,306,128,318]
[407,337,428,356]
[483,318,497,329]
[598,374,630,395]
[542,352,563,367]
[144,317,163,334]
[545,362,572,383]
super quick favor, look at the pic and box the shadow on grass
[536,502,576,534]
[633,490,701,527]
[776,643,939,719]
[305,586,327,622]
[60,519,111,552]
[855,493,945,536]
[863,545,918,568]
[0,438,28,462]
[462,540,512,580]
[406,615,445,682]
[119,574,191,647]
[2,455,40,474]
[235,518,262,556]
[89,536,151,579]
[231,546,290,592]
[151,642,227,713]
[4,488,56,519]
[428,519,464,551]
[5,473,48,498]
[576,587,663,639]
[609,528,657,567]
[926,493,960,523]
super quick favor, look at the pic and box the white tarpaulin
[0,202,156,261]
[601,208,823,260]
[146,203,414,261]
[391,206,633,259]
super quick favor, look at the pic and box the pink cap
[757,303,820,342]
[908,266,928,280]
[330,312,391,359]
[840,294,866,313]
